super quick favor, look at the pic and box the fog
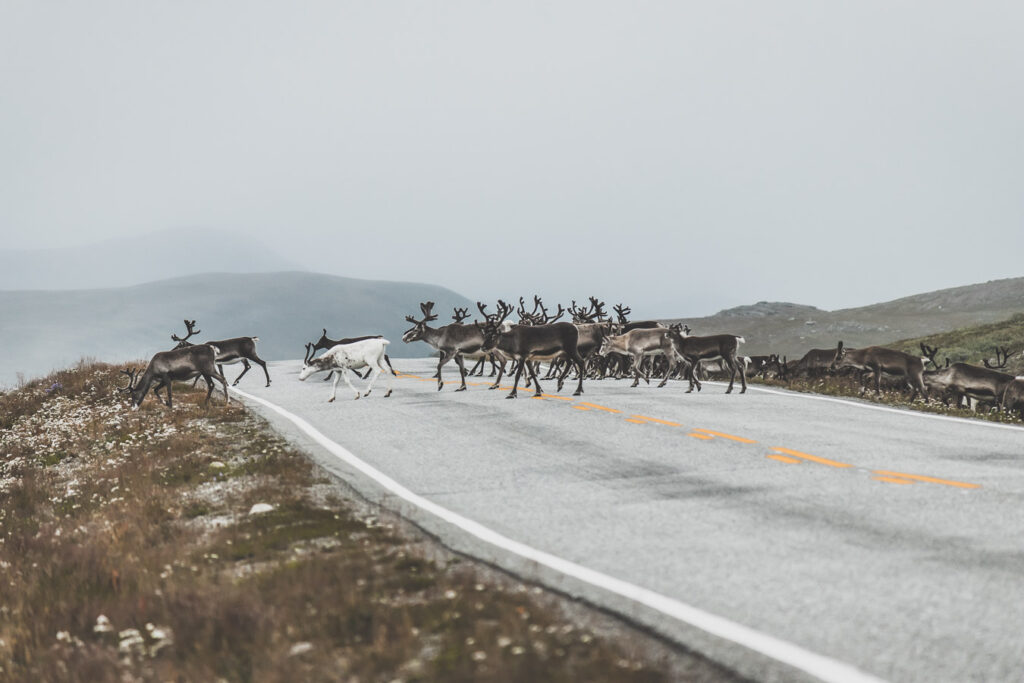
[3,1,1023,318]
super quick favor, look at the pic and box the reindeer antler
[118,367,139,394]
[588,297,608,322]
[920,343,942,368]
[983,345,1012,369]
[452,306,471,324]
[613,304,632,324]
[408,302,438,325]
[171,319,201,344]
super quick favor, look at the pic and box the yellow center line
[766,454,802,464]
[769,447,852,469]
[628,414,681,427]
[572,402,621,413]
[873,476,916,485]
[390,372,980,493]
[872,470,980,490]
[693,429,757,444]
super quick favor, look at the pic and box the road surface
[230,358,1024,683]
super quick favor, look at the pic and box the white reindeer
[298,337,394,401]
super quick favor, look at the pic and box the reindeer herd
[120,300,1024,421]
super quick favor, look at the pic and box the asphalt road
[230,357,1024,683]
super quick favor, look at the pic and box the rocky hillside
[667,277,1024,357]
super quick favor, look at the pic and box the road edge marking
[229,386,887,683]
[705,381,1024,433]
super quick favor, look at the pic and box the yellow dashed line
[769,447,852,469]
[693,429,757,444]
[872,470,979,489]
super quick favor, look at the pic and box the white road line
[706,381,1024,432]
[230,386,887,683]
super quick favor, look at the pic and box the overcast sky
[3,1,1022,318]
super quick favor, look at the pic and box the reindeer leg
[630,354,642,388]
[489,359,506,390]
[453,354,469,391]
[507,356,526,398]
[437,350,457,391]
[255,357,271,386]
[201,373,215,406]
[525,360,544,397]
[379,355,394,397]
[363,366,382,397]
[164,378,173,408]
[340,369,361,400]
[328,372,342,402]
[215,370,230,404]
[232,359,252,386]
[570,351,586,396]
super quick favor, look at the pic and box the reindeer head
[831,341,849,370]
[476,300,513,352]
[402,302,438,343]
[298,355,330,381]
[119,368,140,398]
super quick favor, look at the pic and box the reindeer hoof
[354,394,360,400]
[328,397,335,403]
[506,393,517,399]
[437,383,444,391]
[488,384,499,390]
[385,390,392,398]
[455,386,467,392]
[573,390,583,396]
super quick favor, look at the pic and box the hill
[889,314,1024,376]
[0,228,300,291]
[666,277,1024,358]
[0,272,471,387]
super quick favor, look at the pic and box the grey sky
[3,1,1023,318]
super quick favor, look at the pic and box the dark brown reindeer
[920,344,1015,410]
[127,344,229,409]
[402,301,488,391]
[667,326,748,394]
[999,379,1024,420]
[477,302,587,399]
[790,348,843,379]
[831,341,928,401]
[172,320,271,387]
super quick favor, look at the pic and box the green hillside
[889,314,1024,375]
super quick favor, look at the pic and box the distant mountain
[0,228,300,291]
[666,277,1024,358]
[0,272,470,387]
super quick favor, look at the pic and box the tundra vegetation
[0,362,738,682]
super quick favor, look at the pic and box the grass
[889,312,1024,375]
[0,362,735,682]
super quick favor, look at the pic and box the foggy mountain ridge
[0,271,472,388]
[0,228,301,291]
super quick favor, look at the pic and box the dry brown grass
[0,363,736,682]
[751,373,1023,424]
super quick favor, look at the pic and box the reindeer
[298,337,393,402]
[171,320,271,387]
[127,344,229,409]
[666,327,748,393]
[999,379,1024,420]
[596,327,682,388]
[920,344,1014,410]
[304,329,395,380]
[477,302,586,399]
[402,301,488,391]
[790,348,842,379]
[831,341,928,401]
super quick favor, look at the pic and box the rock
[248,503,274,515]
